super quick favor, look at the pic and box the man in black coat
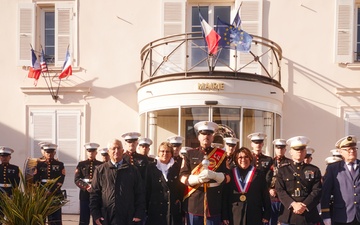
[74,142,103,225]
[90,139,145,225]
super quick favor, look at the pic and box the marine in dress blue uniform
[0,147,20,197]
[275,136,322,225]
[179,121,230,225]
[268,139,292,225]
[74,142,103,225]
[122,132,150,180]
[33,143,66,225]
[321,135,360,225]
[248,132,274,187]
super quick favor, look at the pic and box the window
[335,0,360,63]
[17,1,78,68]
[190,5,231,67]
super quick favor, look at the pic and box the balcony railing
[140,32,282,85]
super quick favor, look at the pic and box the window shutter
[17,3,35,66]
[239,0,262,74]
[240,0,262,36]
[55,2,77,67]
[162,0,185,37]
[345,112,360,141]
[335,0,354,63]
[30,111,56,158]
[160,0,186,74]
[56,111,80,165]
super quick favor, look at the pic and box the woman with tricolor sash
[222,147,271,225]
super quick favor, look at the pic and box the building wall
[0,0,359,184]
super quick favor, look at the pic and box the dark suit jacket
[145,160,184,225]
[321,160,360,223]
[222,166,271,225]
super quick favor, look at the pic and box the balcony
[140,32,283,89]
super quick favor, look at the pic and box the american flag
[40,48,48,72]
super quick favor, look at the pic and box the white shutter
[240,0,262,36]
[162,0,186,37]
[56,111,81,214]
[30,111,56,158]
[55,2,77,67]
[345,112,360,142]
[17,3,35,66]
[159,0,186,74]
[56,111,80,164]
[29,109,81,213]
[239,0,262,74]
[335,0,354,63]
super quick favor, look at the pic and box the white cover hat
[247,132,267,141]
[121,132,141,140]
[286,136,310,149]
[194,121,218,133]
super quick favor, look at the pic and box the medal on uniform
[233,166,256,202]
[239,194,246,202]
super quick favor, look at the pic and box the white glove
[199,170,225,184]
[323,218,331,225]
[211,171,225,183]
[188,175,203,186]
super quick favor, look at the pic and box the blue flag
[216,17,252,52]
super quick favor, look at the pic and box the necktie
[350,162,356,179]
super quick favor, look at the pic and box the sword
[202,155,210,225]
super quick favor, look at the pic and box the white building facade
[1,0,359,213]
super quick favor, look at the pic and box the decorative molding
[336,88,360,96]
[20,87,90,95]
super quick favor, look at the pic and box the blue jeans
[186,213,221,225]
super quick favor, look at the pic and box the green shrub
[0,172,68,225]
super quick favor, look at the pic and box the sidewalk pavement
[62,214,80,225]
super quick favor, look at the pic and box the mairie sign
[198,82,224,91]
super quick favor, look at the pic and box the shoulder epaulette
[280,162,290,168]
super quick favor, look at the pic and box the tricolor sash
[183,147,226,200]
[233,166,256,198]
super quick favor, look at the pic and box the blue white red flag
[40,48,48,72]
[28,49,41,86]
[58,49,72,79]
[199,12,221,55]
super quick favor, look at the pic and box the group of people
[0,121,359,225]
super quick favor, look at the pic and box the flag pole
[40,45,58,100]
[202,156,210,225]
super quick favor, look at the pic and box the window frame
[17,0,78,68]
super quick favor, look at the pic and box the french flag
[28,49,41,86]
[199,12,221,55]
[58,49,72,79]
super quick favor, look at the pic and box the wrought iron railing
[140,32,282,84]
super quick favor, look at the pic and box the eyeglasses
[341,147,358,152]
[238,156,250,160]
[159,150,172,154]
[125,139,137,143]
[199,132,213,136]
[252,140,263,144]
